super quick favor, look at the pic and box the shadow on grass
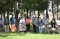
[0,32,58,38]
[15,32,27,36]
[0,32,10,37]
[0,32,27,37]
[31,32,58,35]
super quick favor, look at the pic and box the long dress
[11,24,16,32]
[10,18,17,32]
[19,18,26,32]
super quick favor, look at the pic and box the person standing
[19,17,26,32]
[51,18,57,33]
[51,18,56,28]
[32,15,37,33]
[10,16,17,32]
[0,18,3,32]
[4,17,9,32]
[43,16,49,33]
[56,17,60,34]
[25,16,30,32]
[38,16,43,33]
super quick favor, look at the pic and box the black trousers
[0,24,3,32]
[33,24,36,33]
[26,24,30,32]
[51,24,56,28]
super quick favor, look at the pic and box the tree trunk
[52,0,54,18]
[7,11,9,25]
[57,14,58,19]
[46,8,49,19]
[57,0,58,19]
[15,10,19,26]
[26,8,28,16]
[30,10,31,18]
[34,10,35,15]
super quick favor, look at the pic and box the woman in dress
[19,17,26,32]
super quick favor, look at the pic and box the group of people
[0,15,58,33]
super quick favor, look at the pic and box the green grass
[0,32,60,39]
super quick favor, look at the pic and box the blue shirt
[10,17,16,24]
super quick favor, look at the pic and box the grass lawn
[0,32,60,39]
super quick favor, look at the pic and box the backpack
[25,18,30,24]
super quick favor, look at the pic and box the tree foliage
[0,0,48,12]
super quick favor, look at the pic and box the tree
[54,0,59,19]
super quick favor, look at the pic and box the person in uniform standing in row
[32,15,37,33]
[38,15,43,33]
[0,18,3,32]
[19,16,26,32]
[10,16,17,32]
[25,16,30,32]
[4,17,9,32]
